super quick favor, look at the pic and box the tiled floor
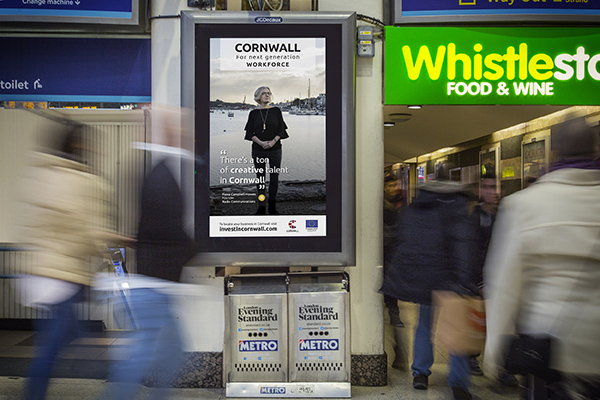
[0,301,522,399]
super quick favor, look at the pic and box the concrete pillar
[319,0,386,385]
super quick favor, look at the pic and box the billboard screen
[181,12,355,266]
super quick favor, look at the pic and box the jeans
[25,285,85,400]
[104,288,184,400]
[412,304,471,389]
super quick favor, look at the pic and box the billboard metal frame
[181,11,356,267]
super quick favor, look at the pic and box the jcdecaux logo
[401,42,600,97]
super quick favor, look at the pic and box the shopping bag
[432,291,486,356]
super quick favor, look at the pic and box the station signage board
[0,0,138,25]
[385,26,600,105]
[394,0,600,23]
[0,37,150,103]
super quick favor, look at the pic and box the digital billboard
[181,12,356,266]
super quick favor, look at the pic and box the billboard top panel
[393,0,600,24]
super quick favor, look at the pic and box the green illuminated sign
[385,27,600,105]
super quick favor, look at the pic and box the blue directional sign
[0,37,151,102]
[0,0,136,23]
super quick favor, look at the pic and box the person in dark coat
[468,171,499,377]
[380,165,480,400]
[383,172,404,328]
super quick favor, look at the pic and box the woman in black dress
[244,86,289,215]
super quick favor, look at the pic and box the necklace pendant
[263,123,266,131]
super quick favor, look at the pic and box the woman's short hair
[254,86,271,103]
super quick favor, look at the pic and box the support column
[319,0,386,386]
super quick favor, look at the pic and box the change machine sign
[385,26,600,105]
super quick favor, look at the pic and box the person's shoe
[255,206,266,215]
[469,357,483,376]
[391,361,407,371]
[268,200,279,215]
[413,374,428,390]
[452,387,473,400]
[499,372,519,387]
[389,314,405,328]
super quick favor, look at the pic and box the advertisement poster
[209,37,327,238]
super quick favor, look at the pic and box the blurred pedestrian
[100,105,199,400]
[484,116,600,399]
[468,171,499,377]
[380,164,480,400]
[382,171,404,328]
[19,125,133,400]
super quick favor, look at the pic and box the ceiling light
[384,122,395,127]
[407,105,422,110]
[388,113,412,122]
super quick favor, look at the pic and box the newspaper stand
[225,272,350,398]
[225,274,288,396]
[288,272,350,397]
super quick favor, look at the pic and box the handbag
[502,334,553,379]
[501,236,599,381]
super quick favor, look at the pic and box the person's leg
[146,295,185,400]
[384,295,403,327]
[448,355,471,389]
[25,288,83,400]
[252,149,267,214]
[561,374,600,400]
[469,354,483,376]
[412,304,433,377]
[105,288,171,400]
[267,149,282,214]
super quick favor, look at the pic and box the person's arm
[482,198,523,373]
[447,197,480,296]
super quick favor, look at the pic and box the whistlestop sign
[384,27,600,105]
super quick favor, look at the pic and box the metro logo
[299,339,339,351]
[401,43,600,82]
[238,340,278,352]
[260,387,286,394]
